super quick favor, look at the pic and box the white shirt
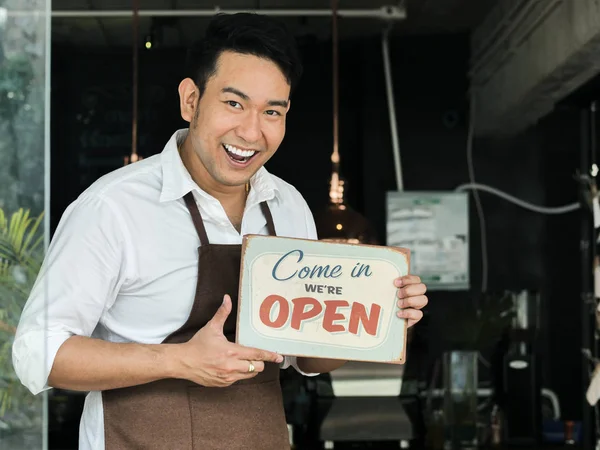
[12,129,319,450]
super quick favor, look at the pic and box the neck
[179,138,247,204]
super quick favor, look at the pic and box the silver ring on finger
[248,362,255,373]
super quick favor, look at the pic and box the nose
[236,111,262,144]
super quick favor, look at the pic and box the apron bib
[101,192,289,449]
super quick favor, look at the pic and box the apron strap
[260,201,277,236]
[184,192,277,243]
[183,192,210,247]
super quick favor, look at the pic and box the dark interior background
[50,28,586,430]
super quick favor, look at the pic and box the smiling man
[12,12,428,450]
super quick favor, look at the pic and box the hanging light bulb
[315,0,377,245]
[124,151,142,165]
[124,0,143,166]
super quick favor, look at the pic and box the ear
[286,99,291,114]
[178,78,199,123]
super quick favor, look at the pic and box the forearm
[296,357,346,374]
[48,335,178,392]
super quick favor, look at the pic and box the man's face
[186,51,291,188]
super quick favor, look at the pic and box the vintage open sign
[236,235,410,364]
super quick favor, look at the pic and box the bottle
[565,420,575,445]
[490,405,501,446]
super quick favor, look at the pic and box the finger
[397,295,428,310]
[394,275,421,287]
[214,369,259,386]
[397,283,427,299]
[237,346,284,364]
[208,295,232,332]
[397,308,423,326]
[407,317,422,328]
[217,360,266,384]
[234,360,265,375]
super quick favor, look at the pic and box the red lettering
[259,295,289,328]
[323,300,349,333]
[291,297,323,330]
[260,295,382,336]
[348,303,381,336]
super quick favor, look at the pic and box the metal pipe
[7,6,406,19]
[381,27,403,191]
[327,0,343,205]
[131,0,139,160]
[332,0,340,169]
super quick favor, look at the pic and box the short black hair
[185,13,303,97]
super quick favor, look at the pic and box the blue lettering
[271,249,344,281]
[331,265,342,278]
[299,266,311,279]
[272,249,304,281]
[351,263,373,278]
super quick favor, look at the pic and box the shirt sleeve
[280,355,319,377]
[12,193,127,395]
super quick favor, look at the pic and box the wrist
[158,343,185,380]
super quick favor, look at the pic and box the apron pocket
[188,379,290,450]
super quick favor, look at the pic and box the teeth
[224,144,256,158]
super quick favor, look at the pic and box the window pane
[0,0,50,449]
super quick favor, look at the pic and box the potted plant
[0,206,44,437]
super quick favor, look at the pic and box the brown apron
[101,192,290,450]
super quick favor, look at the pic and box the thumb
[209,294,232,332]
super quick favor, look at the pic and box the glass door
[0,0,51,449]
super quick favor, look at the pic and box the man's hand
[298,275,429,374]
[173,294,284,387]
[394,275,428,328]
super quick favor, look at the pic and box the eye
[265,110,281,116]
[226,101,241,109]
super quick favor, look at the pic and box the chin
[214,169,253,188]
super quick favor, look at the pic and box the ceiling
[51,0,498,47]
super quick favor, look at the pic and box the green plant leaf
[0,206,44,422]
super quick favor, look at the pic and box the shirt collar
[159,128,281,204]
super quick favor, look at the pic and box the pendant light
[124,0,143,165]
[315,0,377,244]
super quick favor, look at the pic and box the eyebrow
[221,86,288,108]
